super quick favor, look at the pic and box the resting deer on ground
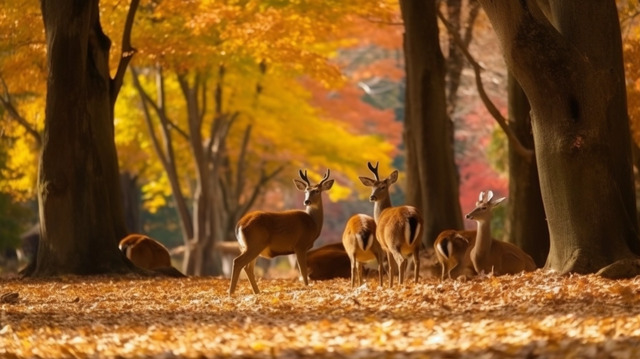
[359,162,423,287]
[342,214,384,287]
[229,169,334,295]
[465,190,537,275]
[306,242,352,280]
[433,229,475,280]
[119,234,185,277]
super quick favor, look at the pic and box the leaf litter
[2,270,640,358]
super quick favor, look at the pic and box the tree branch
[0,83,42,147]
[110,0,140,107]
[437,8,534,162]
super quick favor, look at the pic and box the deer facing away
[359,162,423,287]
[433,229,475,280]
[228,169,334,295]
[342,214,384,287]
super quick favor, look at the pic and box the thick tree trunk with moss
[506,75,549,267]
[33,0,132,276]
[400,0,463,247]
[479,0,639,275]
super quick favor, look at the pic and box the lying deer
[360,162,423,287]
[342,214,384,287]
[465,190,536,275]
[229,169,334,295]
[119,234,185,277]
[306,242,351,280]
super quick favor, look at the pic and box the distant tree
[399,0,463,247]
[478,1,640,276]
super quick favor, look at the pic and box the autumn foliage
[2,272,640,358]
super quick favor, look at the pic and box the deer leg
[357,262,364,287]
[386,251,396,287]
[244,259,260,294]
[350,255,357,288]
[376,252,384,287]
[413,246,420,283]
[229,246,264,295]
[391,250,405,285]
[295,249,310,286]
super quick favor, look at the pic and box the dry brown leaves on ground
[1,271,640,358]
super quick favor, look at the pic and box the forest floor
[1,270,640,358]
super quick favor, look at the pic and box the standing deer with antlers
[359,162,423,287]
[228,169,334,295]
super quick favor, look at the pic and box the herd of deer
[118,162,536,295]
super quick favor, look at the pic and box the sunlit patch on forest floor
[2,271,640,358]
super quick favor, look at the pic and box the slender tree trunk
[506,74,548,267]
[34,0,131,276]
[120,172,141,234]
[478,0,639,274]
[400,0,463,247]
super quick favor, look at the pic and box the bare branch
[0,76,42,147]
[111,0,140,106]
[437,8,534,162]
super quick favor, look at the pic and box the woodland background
[0,1,639,275]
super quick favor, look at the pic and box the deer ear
[491,196,507,206]
[293,179,307,191]
[388,170,399,184]
[321,179,334,191]
[359,176,376,187]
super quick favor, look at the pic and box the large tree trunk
[400,0,463,247]
[478,0,639,274]
[506,74,549,267]
[34,0,132,276]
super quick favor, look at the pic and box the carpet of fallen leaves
[2,270,640,358]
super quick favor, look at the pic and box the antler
[367,161,380,181]
[319,169,331,185]
[298,169,311,186]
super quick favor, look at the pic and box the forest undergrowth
[1,269,640,358]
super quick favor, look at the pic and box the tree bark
[506,74,548,267]
[400,0,463,247]
[34,0,132,276]
[478,0,639,274]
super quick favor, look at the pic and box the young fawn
[359,162,423,287]
[342,214,384,287]
[229,169,334,295]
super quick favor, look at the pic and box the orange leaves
[2,272,640,357]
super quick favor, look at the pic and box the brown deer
[119,234,185,277]
[229,169,334,295]
[433,229,475,280]
[465,190,537,275]
[306,242,351,280]
[359,162,423,287]
[342,214,384,287]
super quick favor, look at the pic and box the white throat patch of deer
[359,162,423,287]
[229,169,334,295]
